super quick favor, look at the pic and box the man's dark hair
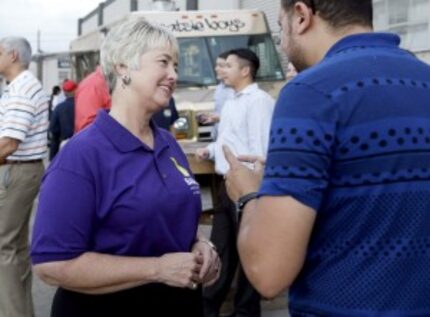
[218,51,231,59]
[281,0,373,29]
[52,85,61,95]
[227,48,260,80]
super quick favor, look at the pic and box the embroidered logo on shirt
[170,157,191,177]
[170,157,200,195]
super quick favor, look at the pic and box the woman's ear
[114,63,128,77]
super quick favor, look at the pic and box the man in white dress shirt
[197,49,274,317]
[198,51,234,138]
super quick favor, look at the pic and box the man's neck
[233,80,254,93]
[307,25,373,67]
[4,66,25,83]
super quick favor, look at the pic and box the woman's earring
[121,74,131,88]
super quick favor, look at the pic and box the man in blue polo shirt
[222,1,430,316]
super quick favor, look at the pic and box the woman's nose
[168,65,178,81]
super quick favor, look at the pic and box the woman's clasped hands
[156,239,221,290]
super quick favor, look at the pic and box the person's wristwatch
[237,192,259,211]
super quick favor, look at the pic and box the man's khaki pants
[0,162,44,317]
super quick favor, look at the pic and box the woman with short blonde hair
[31,17,220,316]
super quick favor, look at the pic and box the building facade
[374,0,430,62]
[236,0,430,63]
[29,53,71,95]
[76,0,430,70]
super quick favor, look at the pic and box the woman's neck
[110,93,155,149]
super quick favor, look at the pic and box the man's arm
[238,196,315,299]
[0,137,20,164]
[223,145,316,299]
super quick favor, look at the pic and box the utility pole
[36,29,43,82]
[37,29,42,53]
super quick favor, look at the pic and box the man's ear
[9,49,19,63]
[292,1,313,35]
[240,65,251,79]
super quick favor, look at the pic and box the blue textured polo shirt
[31,110,201,264]
[260,33,430,316]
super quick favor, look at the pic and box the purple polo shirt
[31,110,201,264]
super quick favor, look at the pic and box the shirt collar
[234,83,259,97]
[325,32,401,58]
[7,70,31,89]
[94,110,169,154]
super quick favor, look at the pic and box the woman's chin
[155,96,171,108]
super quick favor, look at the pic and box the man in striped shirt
[0,36,48,317]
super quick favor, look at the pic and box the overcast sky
[0,0,102,53]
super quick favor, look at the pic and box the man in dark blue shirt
[49,80,76,160]
[152,97,179,131]
[223,1,430,316]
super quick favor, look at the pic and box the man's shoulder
[78,69,106,89]
[57,97,74,108]
[250,86,274,103]
[10,71,44,98]
[75,70,110,106]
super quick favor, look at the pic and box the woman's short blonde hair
[100,17,178,93]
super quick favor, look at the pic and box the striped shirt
[0,70,49,160]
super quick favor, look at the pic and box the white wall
[81,14,99,35]
[199,0,239,10]
[42,58,61,94]
[417,50,430,64]
[239,0,288,73]
[240,0,280,32]
[29,56,71,95]
[104,0,130,25]
[137,0,186,11]
[373,0,430,52]
[137,0,153,10]
[175,0,187,10]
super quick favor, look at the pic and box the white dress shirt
[207,83,275,175]
[214,82,234,115]
[212,82,234,138]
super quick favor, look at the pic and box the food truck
[69,9,285,141]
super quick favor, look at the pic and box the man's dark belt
[6,159,43,164]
